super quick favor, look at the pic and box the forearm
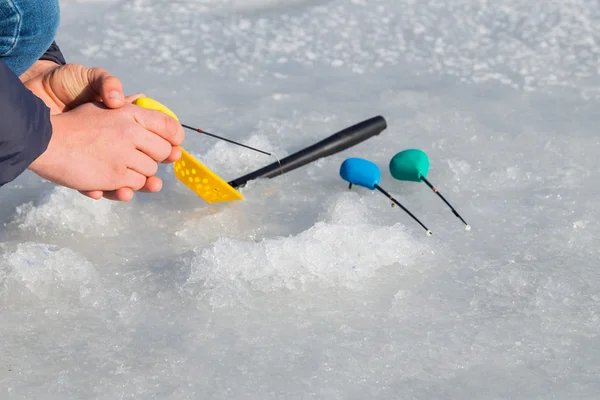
[0,61,53,187]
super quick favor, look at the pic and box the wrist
[23,71,63,115]
[19,60,60,84]
[27,113,60,176]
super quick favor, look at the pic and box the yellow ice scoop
[133,97,244,204]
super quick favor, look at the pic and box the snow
[2,0,600,398]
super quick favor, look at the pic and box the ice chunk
[0,242,98,303]
[14,187,123,237]
[184,194,427,307]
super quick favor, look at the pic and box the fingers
[87,67,125,109]
[133,128,174,163]
[162,146,182,164]
[79,190,104,200]
[79,188,133,202]
[133,106,185,147]
[78,172,165,202]
[119,168,147,192]
[80,176,164,202]
[77,147,166,201]
[77,188,132,201]
[139,176,163,193]
[125,92,146,103]
[104,168,160,200]
[130,105,184,163]
[102,188,135,202]
[127,150,160,177]
[99,171,145,201]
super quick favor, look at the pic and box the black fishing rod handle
[228,115,387,188]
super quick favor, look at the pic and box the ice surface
[1,0,600,398]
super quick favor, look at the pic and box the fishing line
[272,152,284,176]
[339,157,433,236]
[389,149,471,231]
[181,124,271,156]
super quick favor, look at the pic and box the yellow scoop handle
[133,97,244,204]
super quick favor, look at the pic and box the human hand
[28,101,185,196]
[25,63,182,201]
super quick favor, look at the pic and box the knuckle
[111,165,125,190]
[162,115,181,144]
[122,125,136,140]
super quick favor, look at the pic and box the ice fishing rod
[340,158,432,236]
[134,97,385,204]
[389,149,470,230]
[228,116,387,188]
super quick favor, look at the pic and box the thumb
[87,67,125,109]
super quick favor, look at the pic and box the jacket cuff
[0,61,53,187]
[39,41,66,65]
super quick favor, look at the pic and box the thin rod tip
[426,230,433,236]
[465,225,471,231]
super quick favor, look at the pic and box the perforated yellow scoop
[133,97,244,204]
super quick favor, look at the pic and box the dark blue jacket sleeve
[39,41,66,65]
[0,60,53,187]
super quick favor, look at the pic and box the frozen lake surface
[1,0,600,398]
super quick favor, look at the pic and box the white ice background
[1,0,600,398]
